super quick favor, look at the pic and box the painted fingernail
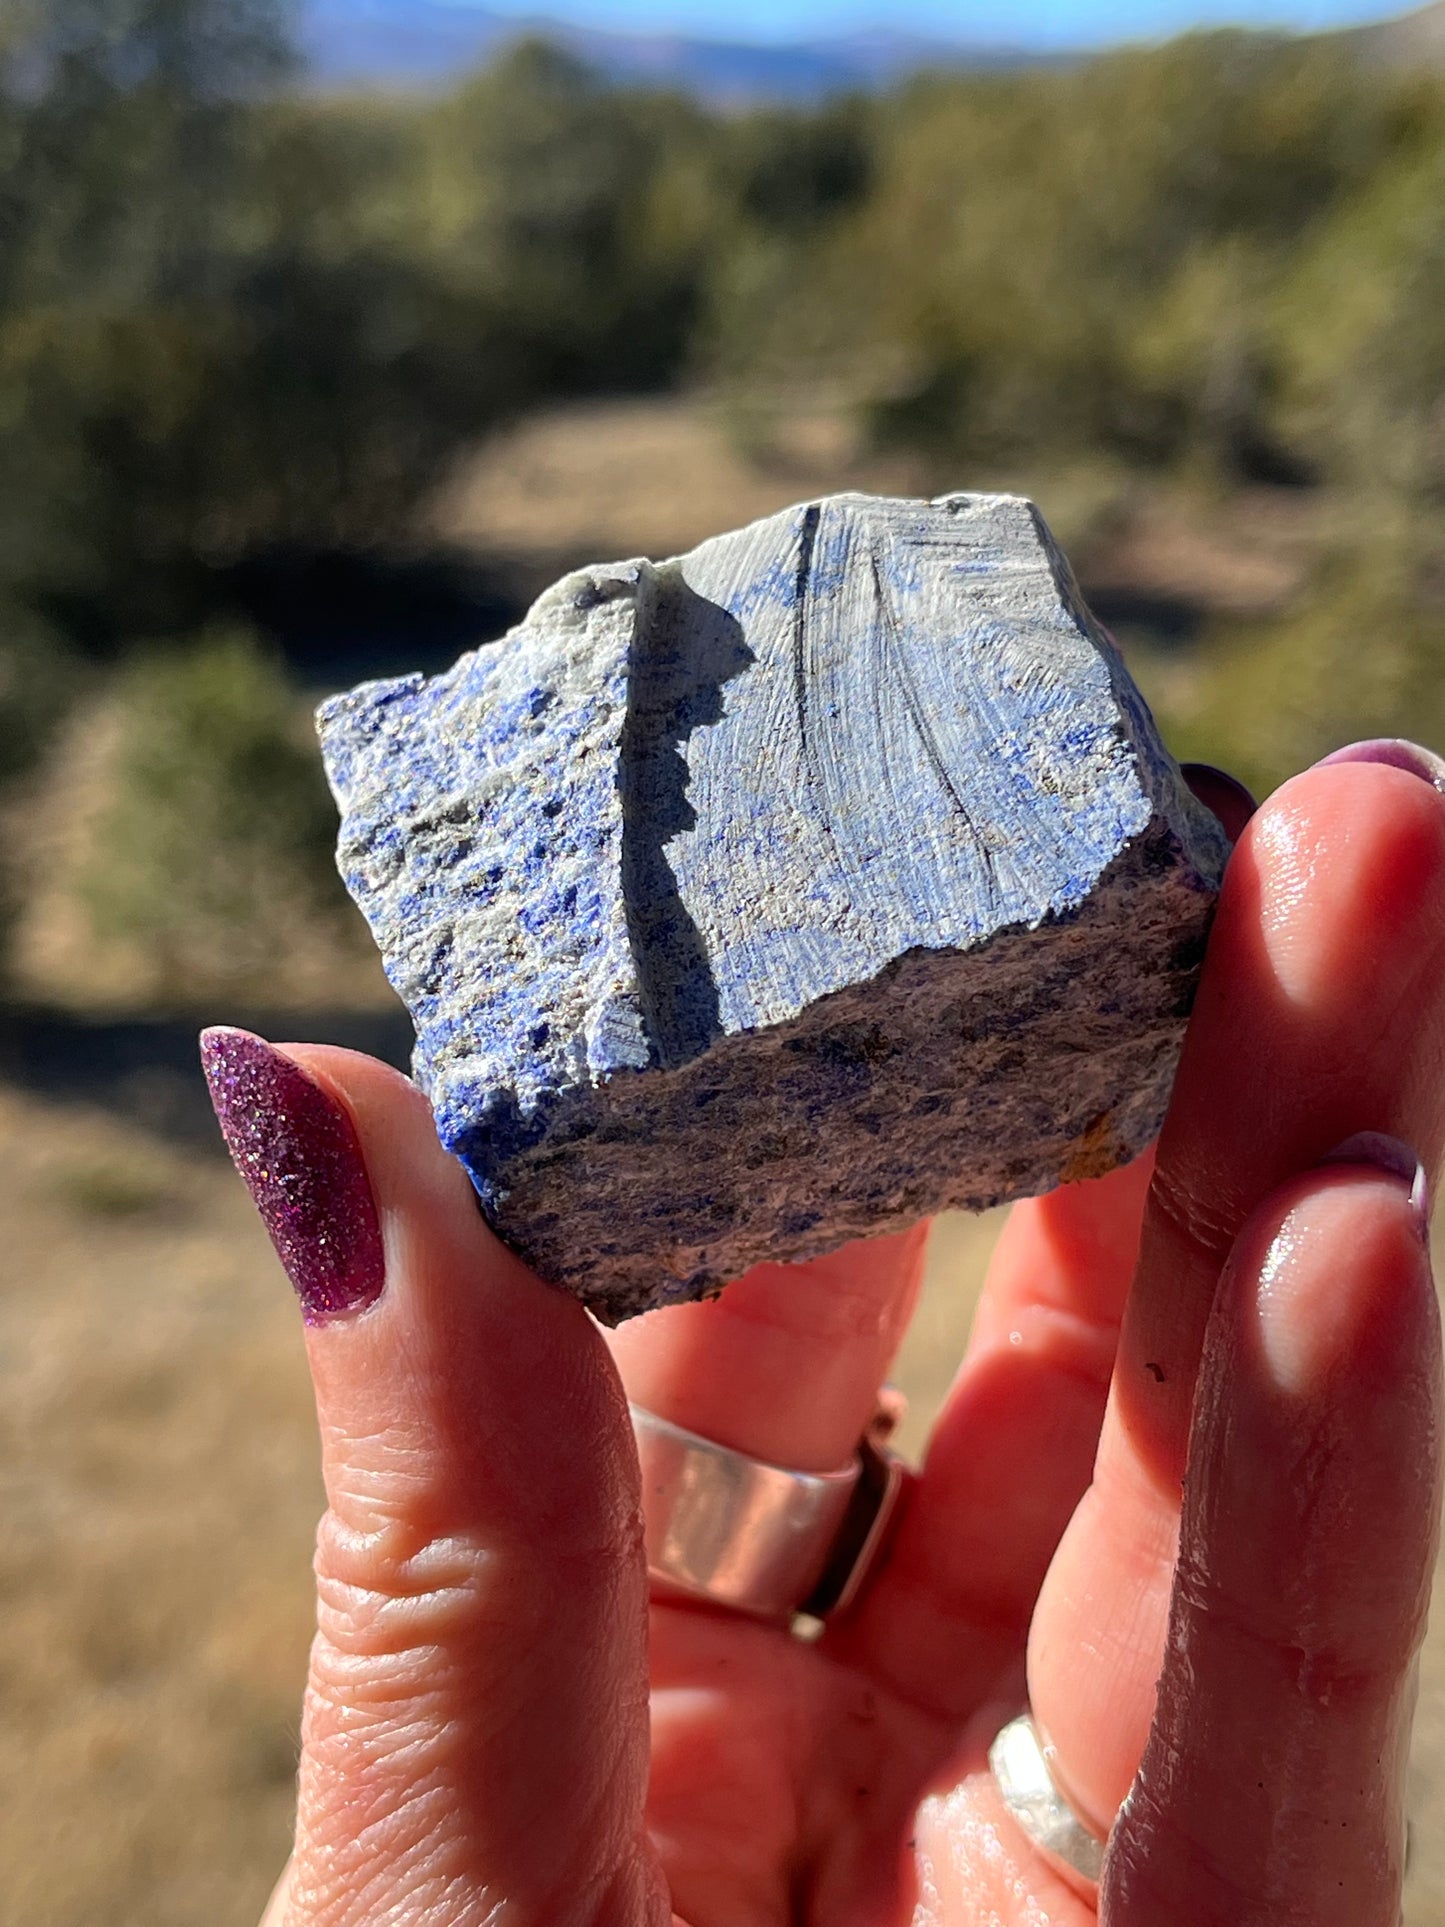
[200,1027,385,1323]
[1320,1130,1429,1231]
[1180,762,1257,839]
[1315,738,1445,791]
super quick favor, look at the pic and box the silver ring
[989,1713,1104,1898]
[630,1394,907,1623]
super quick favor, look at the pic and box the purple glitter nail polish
[1315,738,1445,791]
[200,1027,385,1323]
[1180,762,1257,842]
[1320,1130,1430,1234]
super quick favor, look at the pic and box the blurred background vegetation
[0,0,1442,1007]
[4,10,1445,1924]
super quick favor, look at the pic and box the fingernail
[1256,1139,1433,1397]
[200,1027,385,1323]
[1180,762,1257,838]
[1315,739,1445,791]
[1320,1131,1429,1231]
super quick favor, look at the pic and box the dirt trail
[433,394,1321,633]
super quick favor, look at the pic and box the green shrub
[6,7,1445,646]
[0,606,87,983]
[836,40,1443,479]
[1160,509,1445,796]
[1271,138,1445,496]
[74,628,353,1000]
[0,607,84,790]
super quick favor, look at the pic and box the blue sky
[460,0,1412,48]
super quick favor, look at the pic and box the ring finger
[606,1223,928,1474]
[1031,755,1445,1832]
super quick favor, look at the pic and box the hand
[203,746,1445,1926]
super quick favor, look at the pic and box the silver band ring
[989,1713,1104,1898]
[630,1393,907,1623]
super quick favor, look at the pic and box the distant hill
[299,1,1445,99]
[1348,0,1445,63]
[298,1,1047,99]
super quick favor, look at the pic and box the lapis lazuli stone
[318,493,1228,1321]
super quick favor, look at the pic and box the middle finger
[607,1226,927,1474]
[1031,755,1445,1831]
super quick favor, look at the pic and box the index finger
[1030,754,1445,1830]
[1125,756,1445,1489]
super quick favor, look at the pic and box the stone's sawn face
[318,492,1230,1322]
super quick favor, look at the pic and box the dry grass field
[433,393,1329,631]
[0,1070,990,1927]
[4,1081,1445,1927]
[4,398,1444,1924]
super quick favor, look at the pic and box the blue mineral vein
[316,490,1225,1311]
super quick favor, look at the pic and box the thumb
[200,1029,664,1927]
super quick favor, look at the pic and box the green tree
[1162,516,1445,798]
[0,4,546,643]
[75,627,352,998]
[847,38,1420,472]
[416,41,705,393]
[1272,133,1445,498]
[0,0,293,635]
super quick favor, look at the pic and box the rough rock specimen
[318,492,1228,1322]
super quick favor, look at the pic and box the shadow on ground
[1080,583,1205,649]
[0,1003,416,1152]
[224,542,533,688]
